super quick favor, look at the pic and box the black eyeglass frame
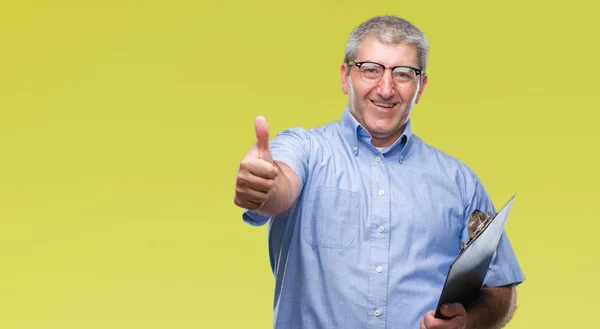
[347,60,423,83]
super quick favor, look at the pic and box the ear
[340,63,349,95]
[415,73,428,104]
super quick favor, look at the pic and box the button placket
[368,147,390,328]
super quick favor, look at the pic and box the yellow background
[1,0,598,328]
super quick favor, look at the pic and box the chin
[366,123,396,136]
[367,117,399,130]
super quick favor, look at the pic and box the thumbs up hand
[234,116,280,211]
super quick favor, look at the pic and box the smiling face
[340,38,428,147]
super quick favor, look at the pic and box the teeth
[373,101,395,108]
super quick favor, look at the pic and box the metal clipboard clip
[459,209,495,253]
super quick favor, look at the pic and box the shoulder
[272,120,341,148]
[411,136,479,178]
[410,135,485,202]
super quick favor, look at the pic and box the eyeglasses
[347,60,422,88]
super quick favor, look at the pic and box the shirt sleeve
[242,127,312,227]
[461,173,526,288]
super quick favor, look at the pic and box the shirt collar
[340,106,413,161]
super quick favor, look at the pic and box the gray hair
[343,16,429,72]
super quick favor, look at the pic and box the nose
[376,70,395,99]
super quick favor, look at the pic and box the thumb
[254,116,272,162]
[440,303,466,318]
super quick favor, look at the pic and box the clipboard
[434,195,517,319]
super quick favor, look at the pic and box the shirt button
[376,266,383,273]
[353,146,358,151]
[375,156,381,162]
[378,190,384,196]
[399,154,404,160]
[378,226,384,233]
[374,309,382,317]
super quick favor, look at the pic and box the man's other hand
[419,303,467,329]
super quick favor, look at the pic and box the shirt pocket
[301,186,359,249]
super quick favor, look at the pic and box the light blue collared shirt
[243,107,525,329]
